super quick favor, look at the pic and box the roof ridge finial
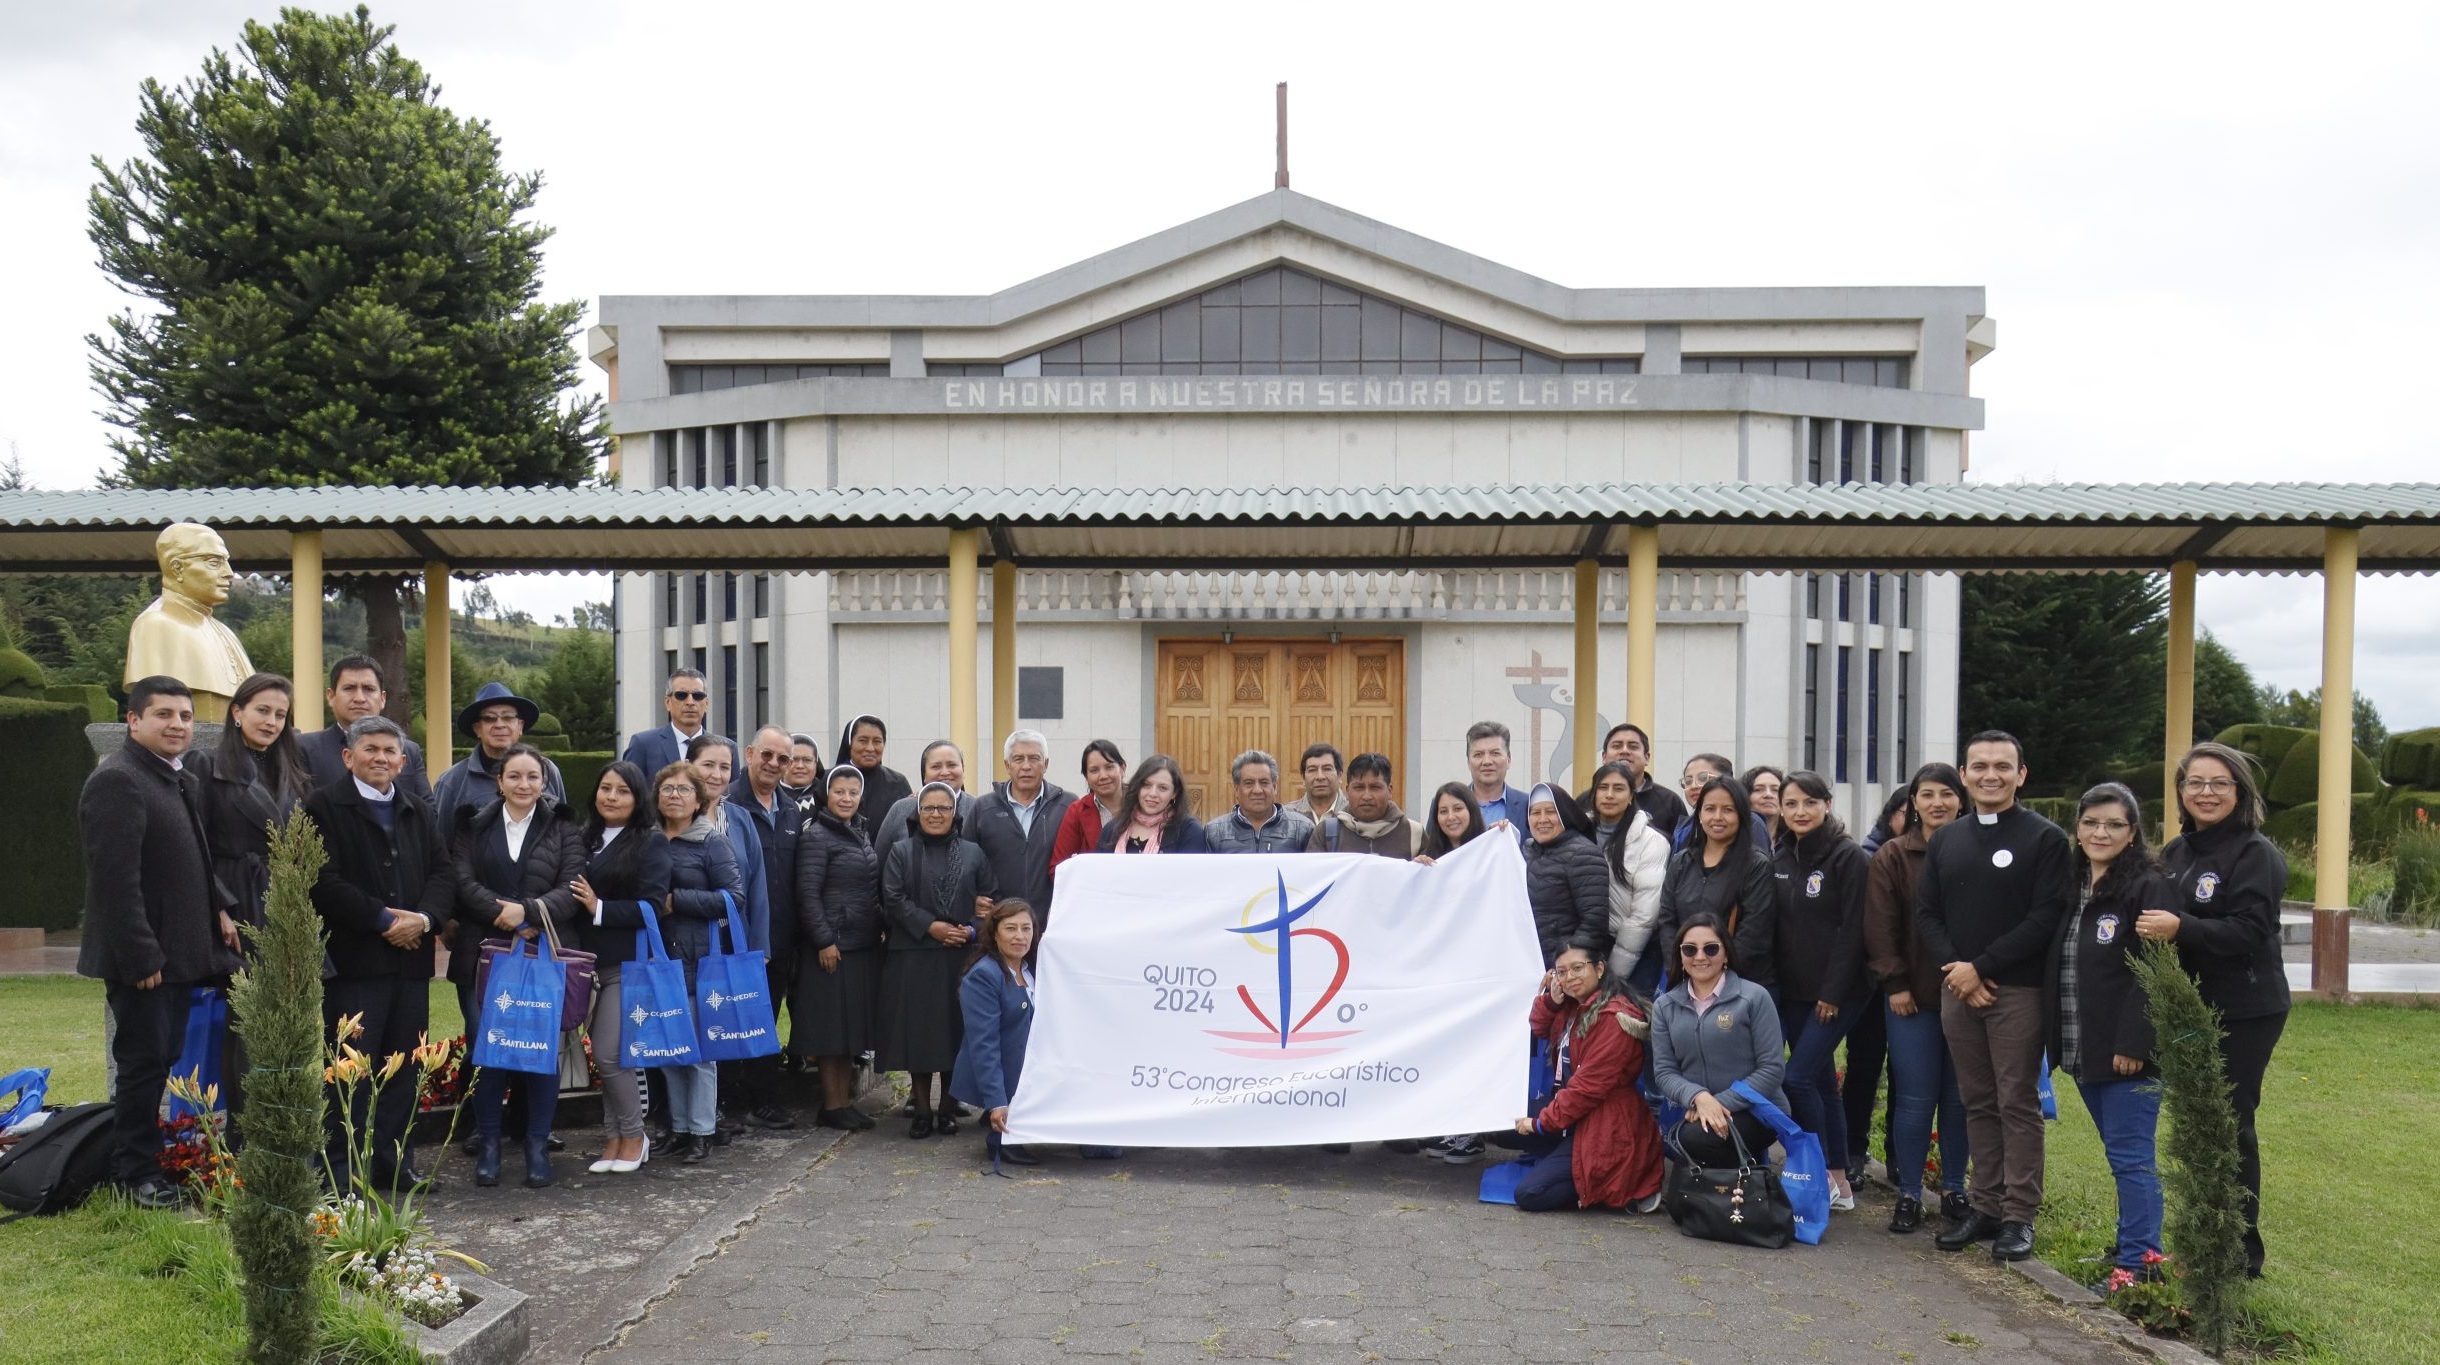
[1274,82,1289,191]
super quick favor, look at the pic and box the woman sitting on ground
[951,899,1040,1166]
[1651,913,1788,1170]
[1509,946,1666,1212]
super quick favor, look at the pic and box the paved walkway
[597,1129,2131,1364]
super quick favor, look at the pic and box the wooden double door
[1156,637,1406,819]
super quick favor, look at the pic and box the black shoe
[997,1143,1041,1166]
[460,1132,483,1158]
[523,1137,554,1188]
[681,1134,712,1164]
[545,1134,565,1153]
[943,1101,971,1119]
[1936,1212,2002,1251]
[710,1126,733,1147]
[1940,1190,1972,1228]
[934,1112,959,1138]
[389,1163,432,1193]
[1888,1195,1923,1234]
[128,1177,183,1211]
[747,1105,796,1131]
[1992,1221,2035,1262]
[908,1113,935,1139]
[819,1106,875,1131]
[1438,1137,1487,1164]
[473,1136,502,1187]
[656,1125,680,1149]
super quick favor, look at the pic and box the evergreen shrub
[0,695,97,929]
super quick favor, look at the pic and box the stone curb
[414,1268,529,1365]
[2005,1257,2222,1365]
[542,1123,853,1365]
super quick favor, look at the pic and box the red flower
[2141,1249,2167,1266]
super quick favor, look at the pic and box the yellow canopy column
[1624,525,1660,731]
[992,558,1017,782]
[2312,527,2359,997]
[1572,557,1600,790]
[290,530,324,733]
[2161,560,2197,841]
[947,529,980,793]
[423,561,451,767]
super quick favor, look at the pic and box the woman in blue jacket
[951,900,1041,1166]
[652,762,745,1164]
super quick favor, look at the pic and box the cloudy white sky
[3,2,2435,724]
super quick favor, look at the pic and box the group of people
[81,661,2291,1288]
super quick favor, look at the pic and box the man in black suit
[297,655,432,802]
[304,716,454,1191]
[620,666,711,779]
[78,676,239,1210]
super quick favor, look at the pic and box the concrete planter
[411,1269,529,1365]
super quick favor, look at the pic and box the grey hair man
[1206,748,1317,854]
[969,728,1076,930]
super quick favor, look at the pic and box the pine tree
[86,5,604,714]
[2130,941,2249,1356]
[1958,572,2167,792]
[227,810,329,1363]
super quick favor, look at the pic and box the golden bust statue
[124,522,253,722]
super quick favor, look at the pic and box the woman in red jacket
[1510,946,1666,1212]
[1048,740,1128,877]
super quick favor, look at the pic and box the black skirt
[790,946,883,1057]
[875,949,965,1073]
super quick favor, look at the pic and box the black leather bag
[1663,1118,1793,1249]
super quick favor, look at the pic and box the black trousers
[1841,1000,1889,1169]
[721,953,795,1115]
[1674,1110,1778,1169]
[455,977,532,1139]
[103,980,196,1187]
[324,975,429,1187]
[2219,1011,2286,1274]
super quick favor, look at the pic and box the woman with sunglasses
[2143,741,2289,1278]
[1651,913,1787,1169]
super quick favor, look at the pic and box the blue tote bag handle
[634,900,674,963]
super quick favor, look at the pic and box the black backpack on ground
[0,1103,116,1222]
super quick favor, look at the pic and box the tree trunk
[354,578,412,723]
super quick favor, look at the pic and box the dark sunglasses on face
[1678,941,1723,959]
[668,690,707,701]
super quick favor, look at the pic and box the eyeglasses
[2077,818,2131,834]
[1553,961,1598,977]
[667,690,708,702]
[2180,778,2237,795]
[919,806,956,816]
[1678,941,1723,959]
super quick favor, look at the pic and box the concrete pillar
[1625,525,1660,731]
[2313,527,2359,996]
[1572,557,1600,790]
[947,529,981,793]
[290,530,324,733]
[992,558,1017,782]
[2161,560,2197,841]
[423,561,451,768]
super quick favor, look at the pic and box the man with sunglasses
[622,668,713,778]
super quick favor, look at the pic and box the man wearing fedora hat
[431,681,568,833]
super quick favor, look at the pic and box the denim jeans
[1884,1003,1967,1200]
[662,1060,720,1137]
[1777,997,1858,1169]
[2077,1075,2163,1267]
[473,1065,557,1144]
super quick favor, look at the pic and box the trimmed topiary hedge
[2213,723,2313,771]
[43,683,115,722]
[2379,728,2440,788]
[0,695,99,929]
[0,648,44,699]
[2265,730,2379,808]
[2262,792,2384,853]
[555,751,615,809]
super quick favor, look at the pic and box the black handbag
[1663,1118,1793,1249]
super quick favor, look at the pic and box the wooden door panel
[1158,637,1405,818]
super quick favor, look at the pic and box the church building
[590,189,1993,816]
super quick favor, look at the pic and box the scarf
[1120,810,1167,854]
[1341,803,1406,840]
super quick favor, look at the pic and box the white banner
[1003,834,1542,1148]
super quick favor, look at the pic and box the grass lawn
[2030,1000,2440,1363]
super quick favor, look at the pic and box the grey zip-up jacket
[1649,971,1789,1114]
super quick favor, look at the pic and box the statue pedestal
[87,722,225,759]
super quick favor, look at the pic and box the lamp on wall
[1221,629,1234,644]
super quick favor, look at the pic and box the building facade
[592,191,1992,821]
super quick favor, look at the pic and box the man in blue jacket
[1465,721,1530,843]
[621,667,711,779]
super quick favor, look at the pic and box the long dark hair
[1552,944,1648,1043]
[1417,782,1484,859]
[1112,755,1192,840]
[1079,738,1126,779]
[1584,761,1641,881]
[586,761,653,876]
[219,671,308,805]
[1689,775,1756,855]
[2073,782,2156,893]
[2172,741,2268,834]
[1903,762,1968,833]
[1779,769,1847,842]
[965,898,1036,974]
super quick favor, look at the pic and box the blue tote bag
[621,902,703,1068]
[471,935,567,1076]
[695,893,780,1063]
[1732,1081,1829,1246]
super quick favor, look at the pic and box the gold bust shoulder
[124,522,253,723]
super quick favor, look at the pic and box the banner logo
[1200,872,1358,1059]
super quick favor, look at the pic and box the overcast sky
[4,2,2435,726]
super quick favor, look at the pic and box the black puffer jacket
[882,819,999,954]
[1656,841,1780,992]
[796,808,885,952]
[1523,830,1611,967]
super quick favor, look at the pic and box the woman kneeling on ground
[1651,913,1788,1168]
[1510,946,1665,1212]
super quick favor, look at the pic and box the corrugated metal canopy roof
[2,482,2435,574]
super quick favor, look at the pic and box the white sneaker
[1632,1190,1664,1214]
